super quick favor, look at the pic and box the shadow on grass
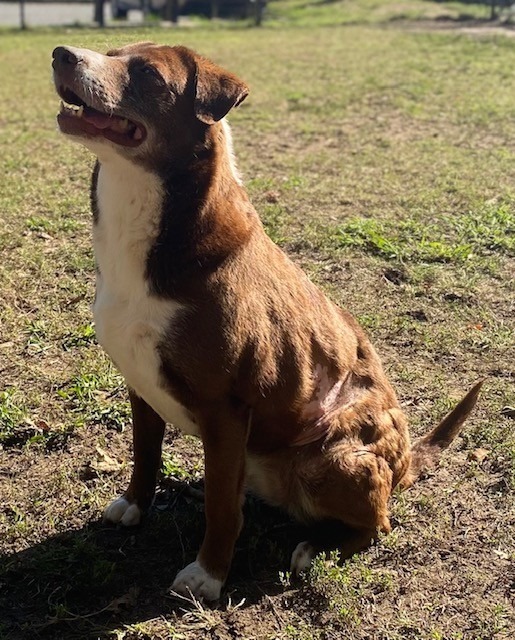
[0,481,300,639]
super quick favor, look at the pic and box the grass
[266,0,494,26]
[1,2,514,639]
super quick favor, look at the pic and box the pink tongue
[82,111,117,130]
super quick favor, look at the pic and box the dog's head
[52,42,248,165]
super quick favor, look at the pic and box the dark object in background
[94,0,105,25]
[110,0,263,21]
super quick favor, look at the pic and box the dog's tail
[400,380,484,489]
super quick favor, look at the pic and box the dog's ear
[194,58,248,125]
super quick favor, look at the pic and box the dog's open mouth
[56,86,146,147]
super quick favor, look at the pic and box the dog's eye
[140,64,158,77]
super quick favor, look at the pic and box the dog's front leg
[103,389,165,526]
[172,405,250,601]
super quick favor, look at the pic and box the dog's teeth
[133,127,143,141]
[59,101,84,117]
[119,118,129,131]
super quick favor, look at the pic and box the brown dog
[52,42,482,600]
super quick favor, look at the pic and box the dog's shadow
[1,480,303,639]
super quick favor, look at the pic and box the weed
[55,369,128,431]
[26,216,53,233]
[333,218,473,263]
[279,569,292,587]
[61,323,96,351]
[262,203,291,245]
[24,319,49,355]
[0,388,26,440]
[161,453,193,481]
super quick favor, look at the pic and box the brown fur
[52,42,483,594]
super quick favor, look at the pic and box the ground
[0,1,514,639]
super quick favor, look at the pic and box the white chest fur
[92,155,198,436]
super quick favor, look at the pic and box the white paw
[103,496,142,526]
[290,541,315,575]
[171,560,223,601]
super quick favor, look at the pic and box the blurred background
[0,0,266,28]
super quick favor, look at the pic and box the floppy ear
[194,58,249,125]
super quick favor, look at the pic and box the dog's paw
[290,541,315,575]
[103,496,142,526]
[171,560,223,601]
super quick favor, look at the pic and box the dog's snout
[52,46,81,70]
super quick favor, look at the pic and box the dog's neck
[92,119,258,298]
[218,119,243,186]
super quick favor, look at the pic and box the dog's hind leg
[290,445,393,574]
[290,520,376,574]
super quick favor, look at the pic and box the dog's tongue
[82,109,117,130]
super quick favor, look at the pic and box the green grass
[267,0,494,27]
[302,200,515,264]
[0,389,27,440]
[0,3,514,639]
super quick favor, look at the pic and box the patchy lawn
[0,3,514,639]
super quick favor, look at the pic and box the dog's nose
[52,46,81,70]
